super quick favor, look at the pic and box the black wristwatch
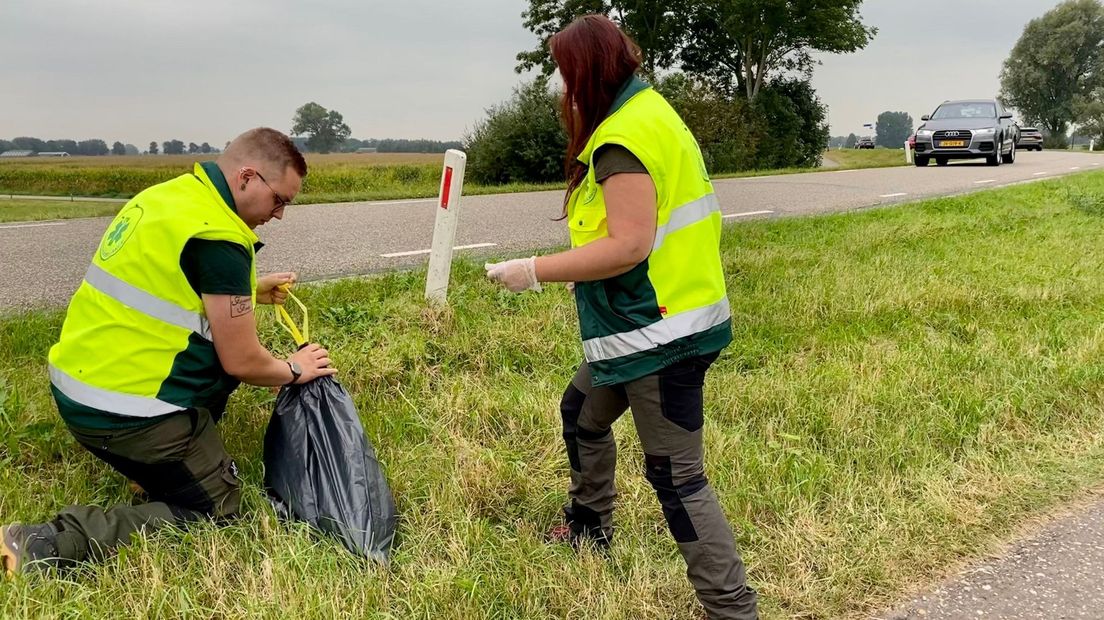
[286,361,302,386]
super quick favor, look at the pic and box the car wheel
[987,139,1002,166]
[936,157,949,166]
[914,156,929,167]
[1002,140,1016,164]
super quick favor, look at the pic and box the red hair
[550,15,642,202]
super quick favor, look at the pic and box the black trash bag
[264,376,397,562]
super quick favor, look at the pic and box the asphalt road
[883,496,1104,620]
[1,150,1100,311]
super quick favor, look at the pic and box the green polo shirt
[56,162,257,430]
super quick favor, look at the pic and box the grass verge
[3,174,1104,619]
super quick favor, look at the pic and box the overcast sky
[0,0,1068,147]
[813,0,1067,137]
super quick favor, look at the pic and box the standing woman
[484,14,757,620]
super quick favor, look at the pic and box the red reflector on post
[441,167,454,209]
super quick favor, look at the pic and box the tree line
[0,137,223,156]
[148,141,218,155]
[1,137,115,156]
[289,102,462,153]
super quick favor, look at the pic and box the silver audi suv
[913,99,1018,167]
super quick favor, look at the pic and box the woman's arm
[485,173,658,291]
[536,172,657,282]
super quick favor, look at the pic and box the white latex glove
[485,257,542,293]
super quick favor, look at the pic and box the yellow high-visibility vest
[49,163,258,417]
[568,78,731,386]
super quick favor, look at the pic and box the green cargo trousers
[51,408,240,563]
[559,354,758,620]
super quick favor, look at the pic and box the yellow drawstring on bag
[273,284,309,347]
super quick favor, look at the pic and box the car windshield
[931,102,997,119]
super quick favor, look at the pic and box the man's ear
[236,167,252,191]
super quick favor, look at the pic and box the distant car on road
[907,134,916,149]
[856,137,876,149]
[913,99,1018,167]
[1017,127,1044,151]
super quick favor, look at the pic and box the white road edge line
[1033,172,1049,176]
[723,210,774,219]
[1071,166,1082,170]
[381,242,497,258]
[880,192,908,198]
[0,221,67,230]
[974,180,997,185]
[363,199,438,207]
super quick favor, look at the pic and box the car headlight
[917,130,933,138]
[973,127,996,136]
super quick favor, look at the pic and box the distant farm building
[38,152,71,157]
[356,147,379,154]
[0,150,34,158]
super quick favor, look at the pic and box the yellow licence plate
[938,140,966,148]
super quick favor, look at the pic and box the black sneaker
[1,523,62,577]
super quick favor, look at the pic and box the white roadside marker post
[904,140,913,164]
[425,149,467,305]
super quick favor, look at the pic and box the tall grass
[2,174,1104,618]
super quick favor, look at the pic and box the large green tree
[876,111,913,148]
[1000,0,1104,140]
[291,102,352,154]
[681,0,876,99]
[517,0,875,99]
[516,0,683,77]
[1075,88,1104,144]
[464,78,566,185]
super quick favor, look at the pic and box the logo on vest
[582,177,598,205]
[99,205,144,261]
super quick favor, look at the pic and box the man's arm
[205,294,335,387]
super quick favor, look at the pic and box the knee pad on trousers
[644,454,709,543]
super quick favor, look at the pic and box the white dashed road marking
[380,243,497,258]
[723,210,774,219]
[0,221,67,230]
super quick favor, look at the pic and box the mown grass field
[0,153,453,206]
[0,199,121,223]
[818,147,907,169]
[0,150,905,223]
[0,152,566,207]
[3,173,1104,618]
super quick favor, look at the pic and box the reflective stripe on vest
[49,364,186,418]
[582,297,731,363]
[85,263,212,340]
[651,193,720,252]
